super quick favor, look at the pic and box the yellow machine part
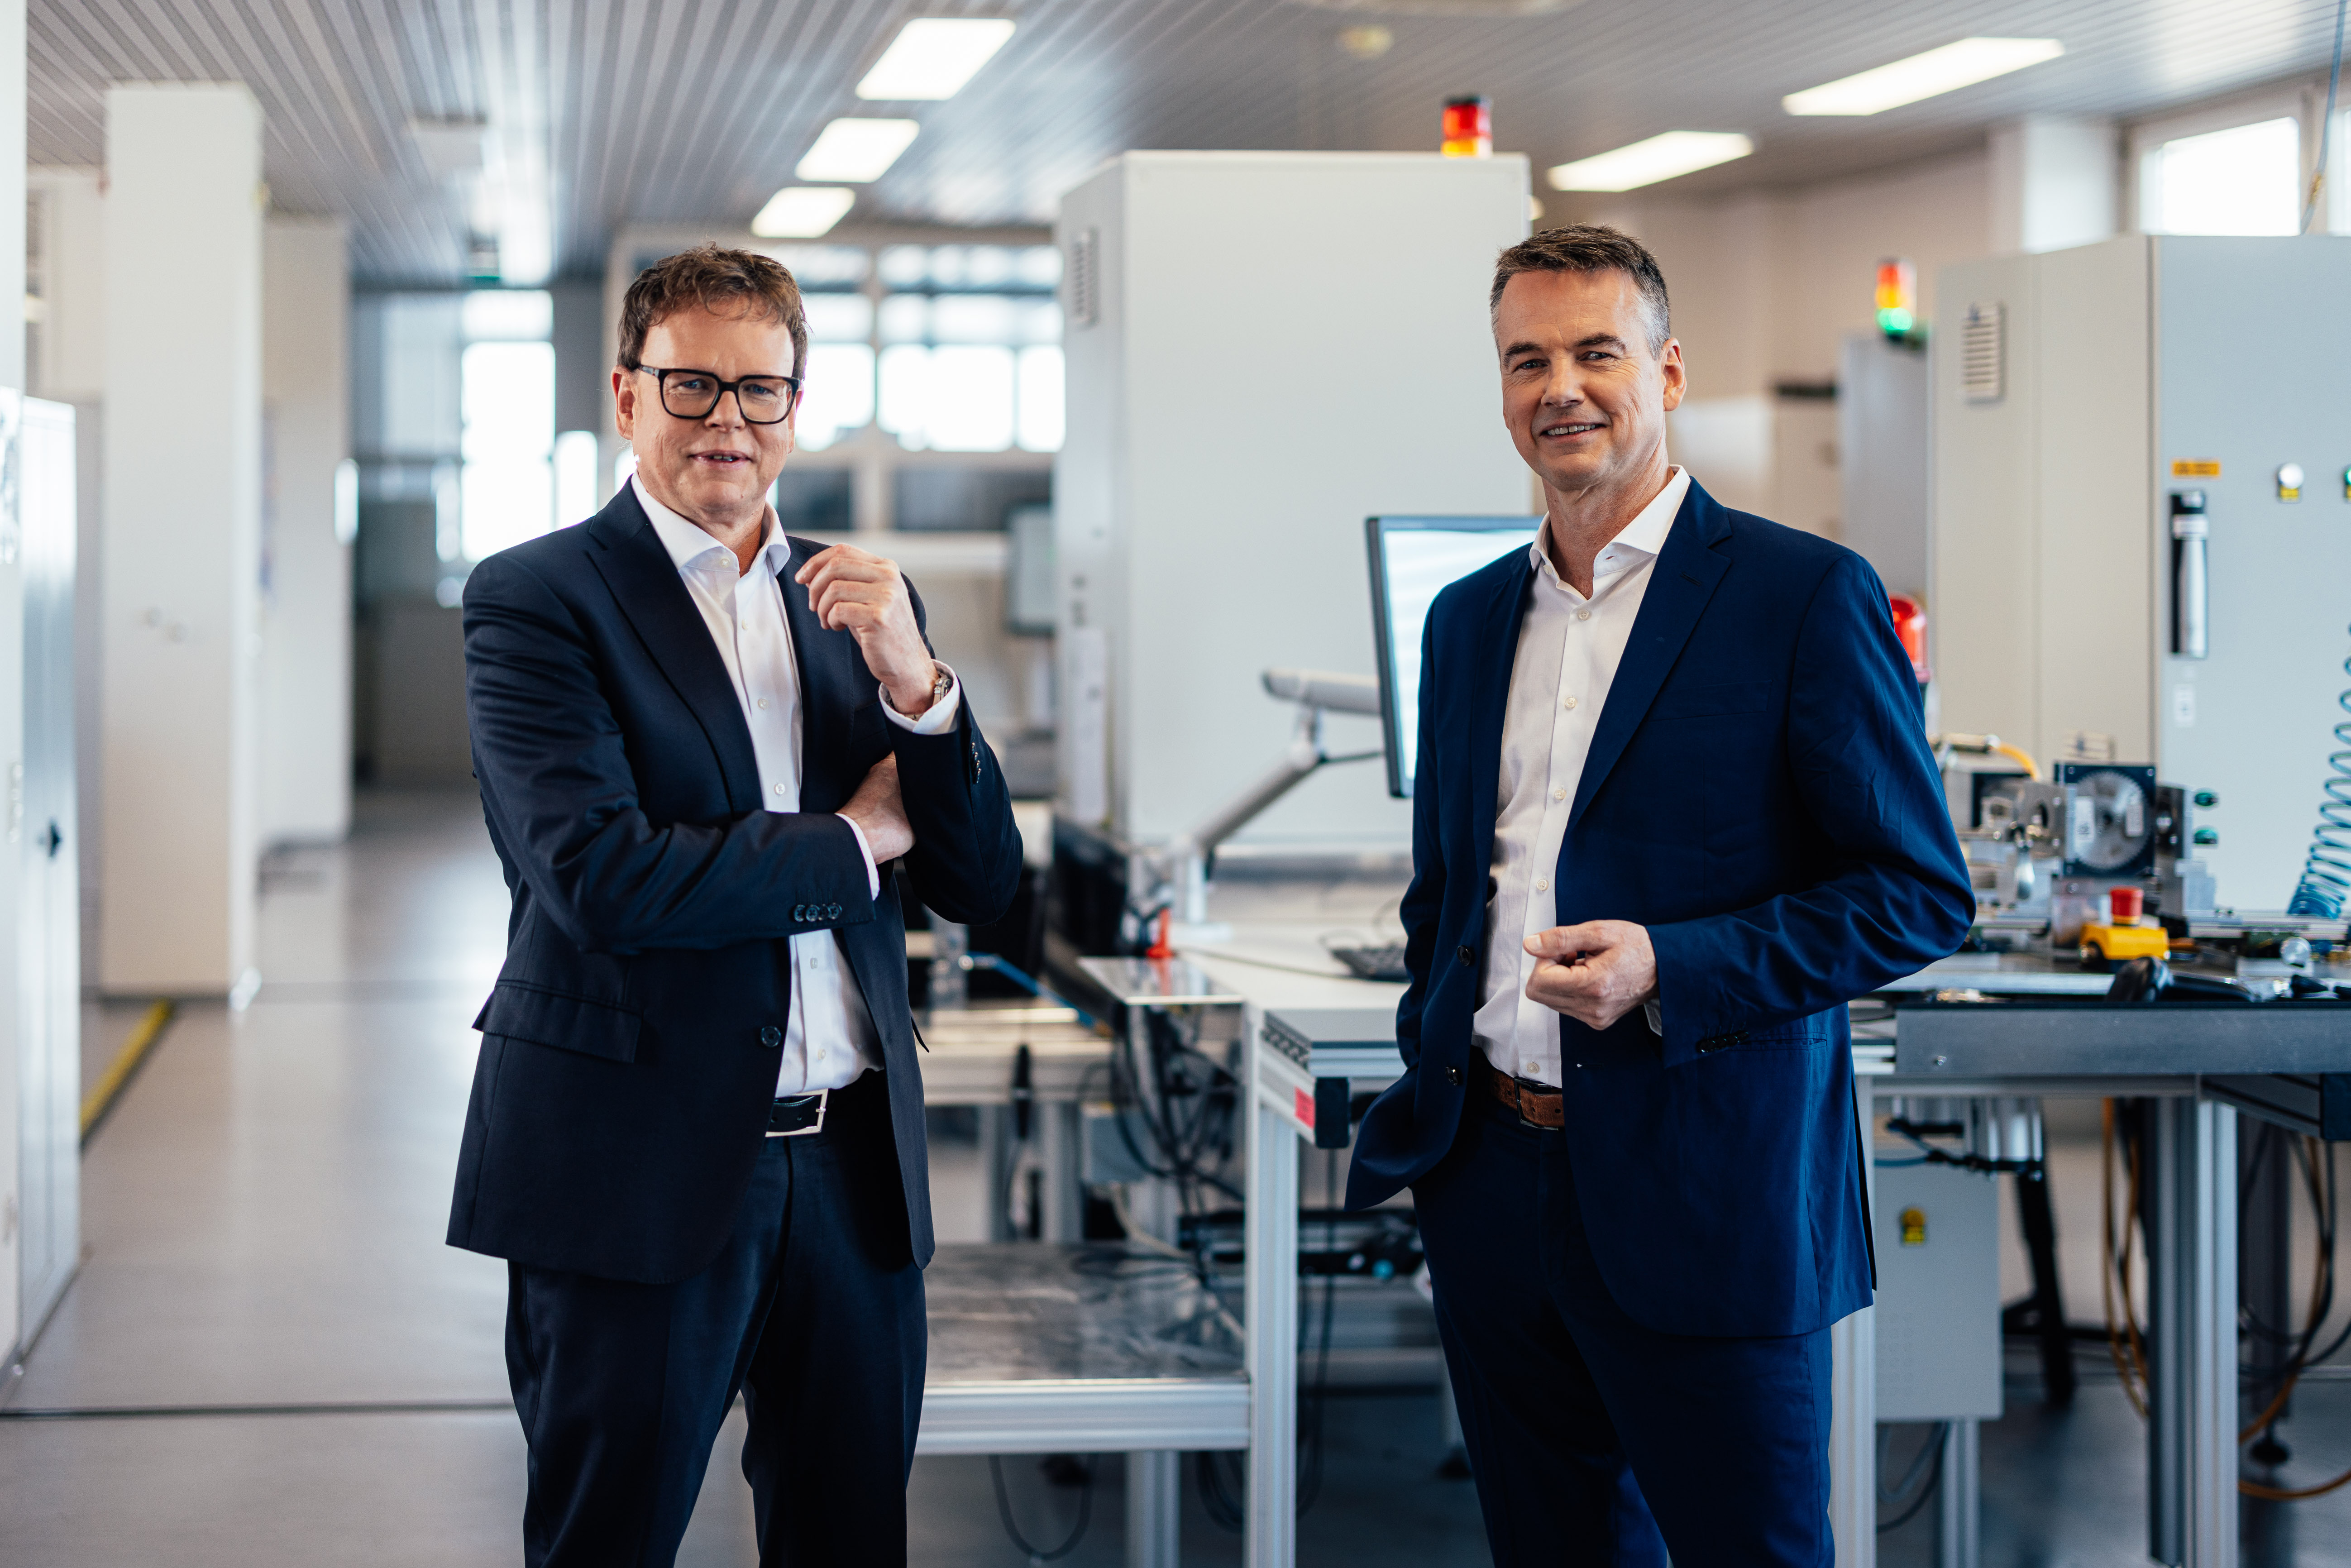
[2079,922,2170,963]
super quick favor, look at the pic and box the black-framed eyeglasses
[636,365,803,424]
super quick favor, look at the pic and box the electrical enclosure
[1873,1157,2003,1422]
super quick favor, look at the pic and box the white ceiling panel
[29,0,2351,283]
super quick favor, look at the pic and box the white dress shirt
[1473,467,1690,1087]
[633,474,962,1095]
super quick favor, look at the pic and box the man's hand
[839,754,914,864]
[1524,920,1658,1031]
[794,545,937,716]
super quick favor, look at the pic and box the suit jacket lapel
[1567,483,1732,832]
[584,488,762,814]
[1468,552,1536,867]
[780,536,864,813]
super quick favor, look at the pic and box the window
[2142,116,2301,236]
[875,247,1064,453]
[458,290,556,560]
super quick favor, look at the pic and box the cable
[1876,1424,1948,1534]
[1297,1150,1342,1517]
[2288,623,2351,918]
[988,1453,1093,1562]
[2100,1100,2152,1418]
[2303,0,2349,236]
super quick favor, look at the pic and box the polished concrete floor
[4,788,2348,1564]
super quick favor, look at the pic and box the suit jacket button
[760,1025,782,1048]
[792,904,807,921]
[1457,945,1474,966]
[827,903,841,918]
[1446,1066,1462,1085]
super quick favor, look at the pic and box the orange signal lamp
[1442,97,1492,158]
[1876,258,1917,337]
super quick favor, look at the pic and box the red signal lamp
[1442,96,1491,158]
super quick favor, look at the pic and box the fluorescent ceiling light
[856,18,1015,100]
[1783,38,2064,116]
[751,187,857,238]
[797,118,921,182]
[1546,132,1754,191]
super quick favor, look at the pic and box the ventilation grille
[1065,229,1099,329]
[1959,302,2004,403]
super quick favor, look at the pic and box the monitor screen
[1366,515,1543,799]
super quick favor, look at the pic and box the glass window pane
[462,459,554,560]
[963,246,1014,288]
[801,292,874,343]
[925,345,1015,452]
[554,430,599,526]
[1018,346,1064,453]
[879,344,933,447]
[879,294,931,344]
[2155,117,2299,236]
[932,294,1018,343]
[878,245,931,288]
[1016,299,1064,344]
[462,288,553,341]
[1016,245,1063,290]
[760,244,871,288]
[461,342,555,461]
[796,343,876,451]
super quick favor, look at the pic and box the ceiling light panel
[797,118,922,182]
[751,187,857,238]
[1782,38,2064,116]
[856,18,1017,100]
[1546,132,1754,191]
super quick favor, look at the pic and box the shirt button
[1523,1059,1539,1074]
[1576,610,1591,621]
[1553,787,1567,801]
[774,783,788,795]
[757,697,770,710]
[1535,876,1549,892]
[1563,695,1578,710]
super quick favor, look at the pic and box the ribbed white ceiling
[29,0,2350,283]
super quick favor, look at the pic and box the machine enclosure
[1872,1156,2003,1423]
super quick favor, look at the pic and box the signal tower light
[1876,258,1917,339]
[1442,97,1492,158]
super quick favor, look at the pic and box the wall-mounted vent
[1959,302,2003,403]
[1065,229,1099,329]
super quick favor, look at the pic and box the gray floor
[5,787,2348,1564]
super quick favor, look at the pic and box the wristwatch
[927,663,954,707]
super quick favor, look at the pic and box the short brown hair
[617,244,809,379]
[1490,225,1671,354]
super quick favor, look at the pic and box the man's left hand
[1524,920,1658,1031]
[795,545,936,716]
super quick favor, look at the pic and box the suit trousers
[505,1070,925,1568]
[1414,1085,1835,1567]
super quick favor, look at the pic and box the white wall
[100,85,265,996]
[260,217,353,844]
[0,0,28,1363]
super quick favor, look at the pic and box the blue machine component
[2287,626,2351,920]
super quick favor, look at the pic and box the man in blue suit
[450,246,1021,1566]
[1346,225,1971,1563]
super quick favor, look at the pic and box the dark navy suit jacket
[447,485,1021,1284]
[1345,480,1971,1338]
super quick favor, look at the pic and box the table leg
[2148,1097,2237,1568]
[1935,1418,1979,1568]
[1125,1451,1179,1568]
[1246,1095,1300,1568]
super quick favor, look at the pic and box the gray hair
[1490,224,1671,355]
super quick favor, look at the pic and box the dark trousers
[505,1071,925,1568]
[1415,1088,1835,1568]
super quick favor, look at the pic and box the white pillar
[1988,116,2118,255]
[260,217,352,846]
[99,84,264,997]
[0,0,28,1365]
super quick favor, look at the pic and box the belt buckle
[765,1087,830,1138]
[1510,1072,1549,1130]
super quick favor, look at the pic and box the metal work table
[917,1003,1113,1243]
[918,1243,1247,1568]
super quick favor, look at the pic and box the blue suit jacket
[1345,480,1971,1338]
[447,485,1022,1283]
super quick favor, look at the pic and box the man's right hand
[840,754,914,863]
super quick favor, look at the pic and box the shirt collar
[1530,466,1691,590]
[632,473,789,578]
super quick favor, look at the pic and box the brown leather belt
[1477,1056,1563,1129]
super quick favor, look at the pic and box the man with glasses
[449,244,1022,1567]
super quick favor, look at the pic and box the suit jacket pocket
[1649,679,1772,721]
[473,983,643,1064]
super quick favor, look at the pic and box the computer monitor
[1366,515,1543,799]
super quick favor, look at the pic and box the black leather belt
[766,1090,830,1138]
